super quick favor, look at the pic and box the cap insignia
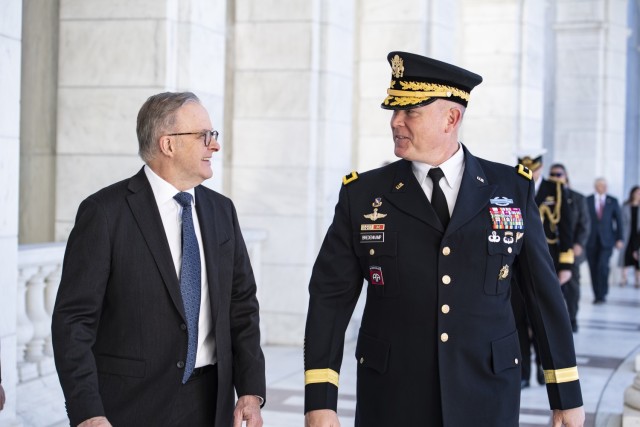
[391,55,404,78]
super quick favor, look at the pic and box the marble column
[355,0,461,171]
[55,0,228,241]
[552,0,629,197]
[0,0,22,425]
[460,0,547,165]
[229,0,355,345]
[19,0,59,244]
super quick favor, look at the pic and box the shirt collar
[411,143,465,190]
[144,165,196,207]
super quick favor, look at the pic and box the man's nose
[209,140,221,152]
[390,111,405,127]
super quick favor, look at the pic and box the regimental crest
[498,264,510,280]
[391,54,404,78]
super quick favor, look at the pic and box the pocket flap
[491,331,520,374]
[355,333,390,374]
[96,354,146,378]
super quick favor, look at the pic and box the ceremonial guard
[303,52,584,427]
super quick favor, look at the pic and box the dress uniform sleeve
[304,184,364,414]
[556,182,575,270]
[514,178,583,410]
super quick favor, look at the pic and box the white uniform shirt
[411,143,465,216]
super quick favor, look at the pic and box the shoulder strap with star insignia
[516,164,532,180]
[342,171,359,186]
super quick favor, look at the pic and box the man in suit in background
[586,177,624,304]
[52,92,265,427]
[549,164,590,332]
[303,51,584,427]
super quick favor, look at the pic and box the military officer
[512,152,576,387]
[304,52,584,427]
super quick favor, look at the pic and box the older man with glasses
[52,92,265,427]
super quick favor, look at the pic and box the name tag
[360,232,384,243]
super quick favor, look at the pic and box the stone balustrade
[13,230,266,425]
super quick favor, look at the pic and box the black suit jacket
[586,194,623,248]
[52,168,265,426]
[304,146,582,426]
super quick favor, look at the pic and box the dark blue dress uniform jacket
[304,146,582,426]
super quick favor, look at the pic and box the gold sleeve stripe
[343,171,358,185]
[543,366,579,384]
[305,369,339,387]
[559,249,575,264]
[387,89,454,98]
[517,164,533,180]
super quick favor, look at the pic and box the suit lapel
[195,186,220,326]
[127,168,185,321]
[384,160,444,232]
[445,147,497,236]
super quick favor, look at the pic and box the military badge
[364,198,388,221]
[488,231,501,243]
[516,232,524,242]
[369,266,384,286]
[498,265,510,280]
[489,207,524,230]
[503,231,514,244]
[395,182,404,190]
[490,197,514,207]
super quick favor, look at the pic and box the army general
[303,52,584,427]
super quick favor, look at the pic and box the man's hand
[78,417,112,427]
[573,244,583,258]
[0,383,5,411]
[558,270,572,285]
[233,395,263,427]
[616,240,624,250]
[305,409,340,427]
[552,407,585,426]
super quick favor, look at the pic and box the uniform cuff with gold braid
[305,369,339,387]
[559,249,575,265]
[543,366,579,384]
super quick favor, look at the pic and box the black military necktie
[428,167,450,228]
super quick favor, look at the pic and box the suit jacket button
[177,361,185,369]
[180,323,187,331]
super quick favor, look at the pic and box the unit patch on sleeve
[369,266,384,286]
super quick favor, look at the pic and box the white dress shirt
[144,165,216,368]
[412,143,465,216]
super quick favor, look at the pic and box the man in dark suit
[52,92,265,427]
[549,164,591,332]
[303,52,584,427]
[586,177,624,303]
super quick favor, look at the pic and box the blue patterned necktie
[173,192,202,383]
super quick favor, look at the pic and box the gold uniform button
[442,247,451,256]
[441,304,450,314]
[369,249,375,256]
[442,275,451,285]
[360,357,364,364]
[508,247,513,254]
[440,333,449,342]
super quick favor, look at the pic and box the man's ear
[159,135,174,156]
[445,107,462,133]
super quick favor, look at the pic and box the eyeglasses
[549,172,565,178]
[167,130,219,146]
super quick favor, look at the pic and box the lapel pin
[477,176,485,183]
[395,182,404,190]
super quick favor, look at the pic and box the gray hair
[136,92,200,163]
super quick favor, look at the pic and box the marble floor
[262,280,640,427]
[11,277,640,427]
